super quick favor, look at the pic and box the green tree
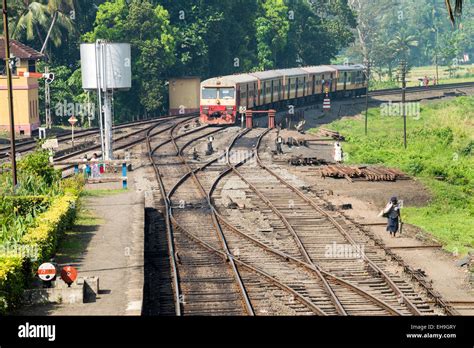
[84,0,176,118]
[255,0,290,69]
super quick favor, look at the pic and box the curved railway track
[212,129,436,315]
[145,118,451,315]
[147,119,336,315]
[368,81,474,97]
[0,117,169,161]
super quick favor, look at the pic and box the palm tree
[11,0,78,56]
[388,32,419,61]
[445,0,463,25]
[40,0,78,54]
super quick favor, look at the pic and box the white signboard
[42,139,59,150]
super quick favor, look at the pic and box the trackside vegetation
[0,149,84,314]
[311,96,474,255]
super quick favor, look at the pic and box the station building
[0,38,44,136]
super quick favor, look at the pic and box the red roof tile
[0,37,44,59]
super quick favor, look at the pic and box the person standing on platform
[334,141,343,163]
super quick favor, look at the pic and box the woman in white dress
[334,142,343,163]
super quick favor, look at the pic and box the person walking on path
[381,196,402,237]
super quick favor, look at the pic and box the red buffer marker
[37,263,57,282]
[61,266,78,286]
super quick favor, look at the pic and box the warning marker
[68,116,78,126]
[323,98,331,111]
[60,266,78,286]
[38,263,57,281]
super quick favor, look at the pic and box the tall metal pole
[401,59,407,149]
[364,60,370,136]
[45,66,52,128]
[95,40,105,157]
[101,43,113,160]
[2,0,18,187]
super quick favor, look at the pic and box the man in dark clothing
[383,196,402,237]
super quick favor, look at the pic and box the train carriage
[329,64,367,97]
[301,66,337,101]
[200,74,258,125]
[199,64,367,125]
[250,70,283,108]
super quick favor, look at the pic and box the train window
[219,88,235,99]
[202,88,218,99]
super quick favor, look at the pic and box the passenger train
[199,64,367,125]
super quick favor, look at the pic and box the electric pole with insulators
[364,59,371,136]
[400,59,408,149]
[2,0,18,188]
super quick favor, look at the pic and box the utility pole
[433,3,439,84]
[400,59,407,149]
[364,59,371,136]
[45,66,52,129]
[2,0,18,187]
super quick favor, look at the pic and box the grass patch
[310,96,474,255]
[56,206,103,259]
[81,188,128,197]
[371,64,474,89]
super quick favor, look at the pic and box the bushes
[21,193,78,266]
[0,192,80,314]
[0,256,25,315]
[17,150,60,186]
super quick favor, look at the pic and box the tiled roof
[0,37,44,59]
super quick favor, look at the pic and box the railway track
[145,119,452,315]
[251,129,459,315]
[147,119,337,315]
[147,117,249,315]
[205,129,429,315]
[0,117,175,162]
[368,81,474,97]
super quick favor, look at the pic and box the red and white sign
[60,266,78,286]
[68,116,78,126]
[323,98,331,111]
[38,263,56,281]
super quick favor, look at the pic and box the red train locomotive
[199,64,367,125]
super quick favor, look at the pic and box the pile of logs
[318,128,345,141]
[320,165,409,182]
[289,156,327,166]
